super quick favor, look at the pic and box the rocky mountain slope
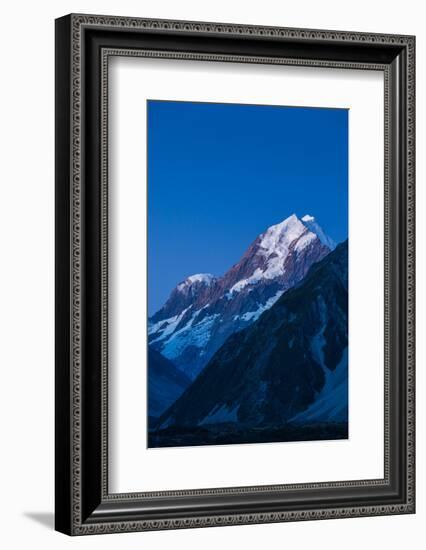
[148,214,335,379]
[157,240,348,433]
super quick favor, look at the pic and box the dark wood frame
[55,13,415,536]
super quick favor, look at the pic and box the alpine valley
[147,214,348,447]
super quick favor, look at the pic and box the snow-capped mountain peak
[258,213,307,255]
[149,213,336,380]
[229,214,311,293]
[177,273,216,292]
[301,214,336,250]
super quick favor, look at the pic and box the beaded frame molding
[55,14,415,536]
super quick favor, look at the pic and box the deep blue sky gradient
[147,100,348,315]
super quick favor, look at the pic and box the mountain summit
[149,214,336,380]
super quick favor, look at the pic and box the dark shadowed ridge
[148,347,191,420]
[157,240,348,430]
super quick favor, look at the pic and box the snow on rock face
[294,231,317,253]
[161,313,220,362]
[229,268,264,294]
[290,348,348,423]
[258,213,306,254]
[149,213,336,379]
[236,290,285,323]
[148,307,192,343]
[255,214,307,279]
[301,214,336,251]
[158,241,348,430]
[177,273,216,291]
[227,214,331,294]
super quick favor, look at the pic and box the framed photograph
[55,14,415,535]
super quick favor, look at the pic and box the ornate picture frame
[55,14,415,535]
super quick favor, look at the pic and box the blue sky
[147,100,348,315]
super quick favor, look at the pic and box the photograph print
[147,99,348,448]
